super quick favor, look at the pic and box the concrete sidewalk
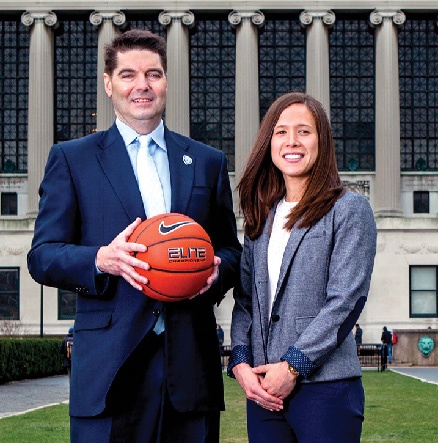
[0,374,69,419]
[391,366,438,385]
[1,367,437,419]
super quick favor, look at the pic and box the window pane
[190,15,236,171]
[1,192,17,215]
[0,268,19,320]
[411,291,437,315]
[330,14,375,171]
[259,14,305,118]
[0,16,29,172]
[400,14,438,171]
[54,15,98,142]
[58,289,77,320]
[411,266,436,290]
[413,191,429,213]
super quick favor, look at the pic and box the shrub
[0,338,64,384]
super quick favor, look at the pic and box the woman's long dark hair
[238,92,344,240]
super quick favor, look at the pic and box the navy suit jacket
[28,123,241,417]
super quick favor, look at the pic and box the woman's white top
[267,198,298,318]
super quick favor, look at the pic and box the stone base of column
[374,209,403,217]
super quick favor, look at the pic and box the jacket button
[152,309,160,317]
[272,314,280,322]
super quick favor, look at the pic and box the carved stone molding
[159,11,195,28]
[369,9,406,28]
[21,11,58,28]
[299,10,336,28]
[89,11,126,28]
[342,180,370,199]
[398,243,438,254]
[228,10,265,29]
[0,245,28,257]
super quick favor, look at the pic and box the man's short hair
[104,29,167,76]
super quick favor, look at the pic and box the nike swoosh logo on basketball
[159,221,195,235]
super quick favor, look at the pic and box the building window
[58,289,77,320]
[54,15,98,142]
[0,267,19,320]
[410,266,438,317]
[259,14,305,119]
[1,192,17,215]
[330,14,375,171]
[413,191,429,213]
[0,15,29,173]
[400,14,438,171]
[190,15,236,171]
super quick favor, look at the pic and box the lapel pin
[183,155,193,165]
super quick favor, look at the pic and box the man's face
[104,49,168,133]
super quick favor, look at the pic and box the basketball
[128,213,215,302]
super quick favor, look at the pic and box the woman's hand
[232,363,284,411]
[252,361,298,400]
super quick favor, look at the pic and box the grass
[0,371,437,442]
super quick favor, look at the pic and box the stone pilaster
[228,10,265,183]
[90,11,126,131]
[21,11,58,217]
[370,10,406,217]
[159,11,195,136]
[300,10,335,116]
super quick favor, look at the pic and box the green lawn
[0,371,437,442]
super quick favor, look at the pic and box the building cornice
[2,1,438,13]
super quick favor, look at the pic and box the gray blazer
[230,191,377,382]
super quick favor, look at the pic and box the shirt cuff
[227,345,253,378]
[281,346,315,379]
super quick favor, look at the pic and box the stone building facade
[1,0,438,344]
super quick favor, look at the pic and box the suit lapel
[275,224,311,299]
[96,124,146,221]
[165,128,195,214]
[253,213,273,343]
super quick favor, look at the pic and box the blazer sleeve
[281,194,377,377]
[27,143,104,295]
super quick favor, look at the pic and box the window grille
[124,15,166,37]
[413,191,430,213]
[0,267,19,320]
[400,15,438,171]
[329,14,375,171]
[259,15,305,119]
[58,289,77,320]
[54,15,98,142]
[190,16,236,171]
[0,16,29,173]
[1,192,17,215]
[410,266,438,317]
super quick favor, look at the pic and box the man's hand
[96,217,149,291]
[253,361,298,400]
[189,256,221,299]
[233,363,284,411]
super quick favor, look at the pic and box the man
[59,326,74,379]
[28,30,241,443]
[354,323,363,345]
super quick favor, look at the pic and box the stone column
[228,10,265,183]
[21,11,58,217]
[370,10,406,217]
[90,11,126,131]
[159,11,195,136]
[299,10,335,116]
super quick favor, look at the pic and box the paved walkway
[0,367,437,419]
[0,375,69,419]
[391,366,438,385]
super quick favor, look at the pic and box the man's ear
[103,73,112,98]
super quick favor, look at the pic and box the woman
[228,92,377,442]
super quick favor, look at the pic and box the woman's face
[270,103,319,195]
